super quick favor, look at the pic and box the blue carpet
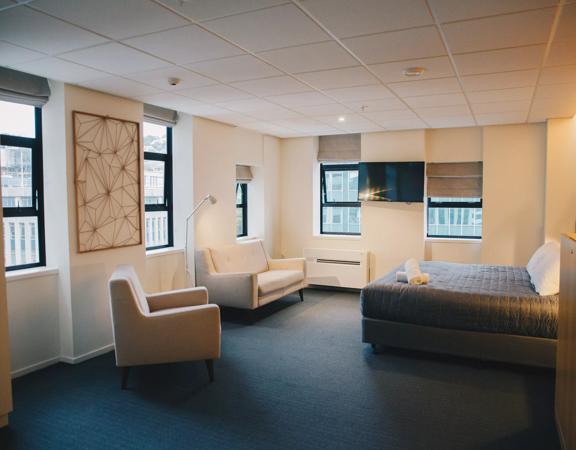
[0,289,560,449]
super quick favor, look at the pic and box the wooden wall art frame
[73,111,142,253]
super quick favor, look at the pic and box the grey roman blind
[144,103,178,126]
[426,162,483,198]
[318,134,360,162]
[236,165,253,182]
[0,67,50,107]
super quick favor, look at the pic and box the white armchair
[195,240,307,310]
[108,265,221,389]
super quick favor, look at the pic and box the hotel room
[0,0,575,449]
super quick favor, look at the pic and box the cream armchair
[195,240,307,310]
[108,265,221,389]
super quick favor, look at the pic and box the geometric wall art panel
[73,111,142,253]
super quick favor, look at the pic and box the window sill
[313,234,362,241]
[146,247,184,258]
[6,266,58,282]
[237,236,260,242]
[425,238,482,244]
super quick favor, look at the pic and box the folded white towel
[404,258,424,285]
[396,271,430,284]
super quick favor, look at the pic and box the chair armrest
[268,257,306,273]
[195,271,257,309]
[147,287,208,312]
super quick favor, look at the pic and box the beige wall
[481,123,547,265]
[545,117,576,242]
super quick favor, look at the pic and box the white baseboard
[60,344,114,364]
[11,344,115,378]
[11,356,61,378]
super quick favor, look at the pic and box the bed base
[362,318,557,368]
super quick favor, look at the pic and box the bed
[360,261,558,368]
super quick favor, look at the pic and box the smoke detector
[168,77,181,86]
[402,67,426,77]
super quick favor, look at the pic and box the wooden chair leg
[299,289,304,302]
[205,359,214,382]
[121,367,130,390]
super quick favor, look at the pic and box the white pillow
[526,242,560,296]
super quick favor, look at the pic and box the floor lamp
[185,194,216,285]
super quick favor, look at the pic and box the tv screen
[358,162,424,202]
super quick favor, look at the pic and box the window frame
[0,106,45,271]
[426,197,483,240]
[144,125,173,250]
[236,182,248,238]
[320,163,361,236]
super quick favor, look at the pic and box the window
[143,122,173,250]
[236,183,248,238]
[320,163,360,235]
[0,100,45,270]
[427,197,482,239]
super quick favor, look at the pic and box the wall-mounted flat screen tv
[358,162,424,202]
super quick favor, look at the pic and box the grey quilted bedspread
[360,261,558,339]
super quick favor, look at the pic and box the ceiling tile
[429,0,558,23]
[300,0,433,38]
[60,43,169,75]
[426,115,476,128]
[370,117,428,129]
[403,92,467,107]
[204,4,329,52]
[343,26,445,64]
[461,70,538,91]
[231,76,311,96]
[313,113,377,128]
[338,123,385,133]
[546,40,576,67]
[324,84,394,102]
[288,103,354,116]
[185,54,281,83]
[471,100,530,114]
[530,98,576,120]
[31,0,188,39]
[135,92,214,112]
[442,9,555,54]
[259,41,357,73]
[414,104,471,118]
[475,111,528,125]
[539,65,576,84]
[466,87,535,103]
[246,107,302,120]
[554,2,576,42]
[243,121,301,137]
[345,98,407,112]
[177,84,253,102]
[124,25,244,65]
[216,97,285,113]
[266,91,334,108]
[202,111,258,126]
[125,66,216,91]
[364,109,420,122]
[453,45,545,76]
[389,77,461,97]
[157,0,287,22]
[0,40,45,66]
[534,82,576,100]
[0,6,107,54]
[297,66,378,90]
[369,56,454,83]
[10,57,108,83]
[79,76,162,97]
[272,117,334,133]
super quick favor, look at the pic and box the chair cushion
[111,265,150,314]
[209,240,268,274]
[257,270,304,296]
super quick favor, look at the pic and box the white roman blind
[318,134,360,162]
[144,103,178,126]
[236,165,253,182]
[0,67,50,107]
[426,162,483,198]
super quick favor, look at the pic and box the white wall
[481,124,547,265]
[545,116,576,241]
[0,188,11,426]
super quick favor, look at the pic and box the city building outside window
[0,100,45,270]
[236,183,248,238]
[143,122,173,250]
[427,197,482,239]
[320,163,361,235]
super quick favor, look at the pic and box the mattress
[360,261,558,339]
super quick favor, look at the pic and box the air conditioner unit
[303,248,370,289]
